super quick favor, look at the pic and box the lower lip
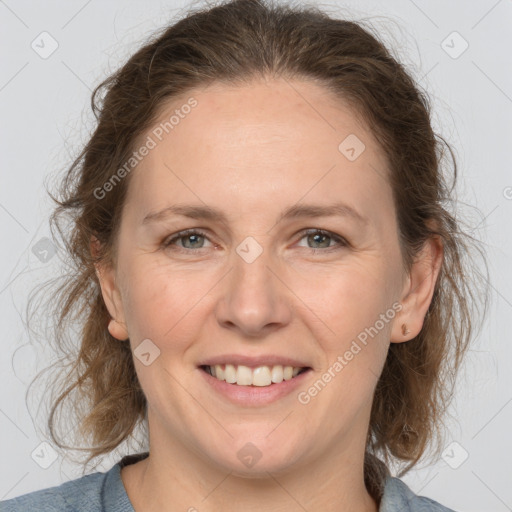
[199,367,312,406]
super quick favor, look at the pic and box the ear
[390,233,443,343]
[91,235,129,341]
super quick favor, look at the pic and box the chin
[207,437,305,477]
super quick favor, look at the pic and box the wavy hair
[24,0,488,502]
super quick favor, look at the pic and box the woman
[1,0,487,510]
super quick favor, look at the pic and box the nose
[214,242,292,338]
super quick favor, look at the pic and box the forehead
[125,78,392,225]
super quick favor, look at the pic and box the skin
[95,77,442,512]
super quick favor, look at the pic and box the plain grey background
[1,0,511,510]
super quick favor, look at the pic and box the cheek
[290,259,397,389]
[294,267,395,420]
[120,256,217,344]
[295,258,397,336]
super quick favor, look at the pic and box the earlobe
[91,235,129,341]
[107,318,129,341]
[96,265,129,341]
[390,235,443,343]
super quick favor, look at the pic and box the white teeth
[224,364,237,383]
[214,364,224,380]
[252,366,272,386]
[205,364,306,387]
[271,365,284,383]
[283,366,293,381]
[236,365,253,385]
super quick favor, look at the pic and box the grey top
[0,452,456,511]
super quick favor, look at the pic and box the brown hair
[26,0,488,501]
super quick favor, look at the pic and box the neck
[123,435,379,512]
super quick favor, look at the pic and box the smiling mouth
[200,364,311,387]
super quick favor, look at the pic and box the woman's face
[99,78,414,475]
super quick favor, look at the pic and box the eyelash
[162,228,348,254]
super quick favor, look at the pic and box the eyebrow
[142,201,368,226]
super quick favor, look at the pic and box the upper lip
[198,354,311,369]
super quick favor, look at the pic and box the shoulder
[0,471,108,512]
[0,453,148,512]
[380,476,457,512]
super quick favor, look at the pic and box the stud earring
[401,323,410,336]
